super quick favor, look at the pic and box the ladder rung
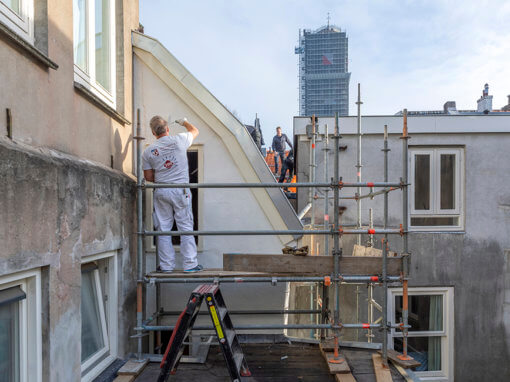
[234,352,244,371]
[226,329,236,346]
[218,307,228,320]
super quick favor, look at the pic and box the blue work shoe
[184,265,204,273]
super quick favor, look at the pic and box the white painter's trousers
[153,188,198,271]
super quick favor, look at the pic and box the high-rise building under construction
[295,25,350,116]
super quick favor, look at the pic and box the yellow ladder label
[209,305,224,339]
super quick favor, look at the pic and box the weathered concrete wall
[0,0,139,174]
[0,137,137,381]
[294,115,510,381]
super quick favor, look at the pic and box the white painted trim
[388,286,454,382]
[0,268,42,382]
[0,0,34,44]
[80,250,118,381]
[73,0,116,109]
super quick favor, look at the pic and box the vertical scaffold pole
[311,115,317,229]
[135,108,144,360]
[321,124,330,340]
[355,83,362,245]
[333,112,341,344]
[401,109,411,361]
[382,125,390,363]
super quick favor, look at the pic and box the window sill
[74,82,131,126]
[0,20,58,70]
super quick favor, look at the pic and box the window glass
[95,0,110,91]
[0,301,20,382]
[440,154,456,209]
[81,270,105,362]
[2,0,20,15]
[395,295,443,332]
[73,0,88,72]
[394,336,441,371]
[414,154,430,210]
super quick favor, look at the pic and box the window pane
[95,0,111,91]
[395,295,443,332]
[394,336,441,371]
[2,0,20,15]
[411,217,458,226]
[81,271,105,362]
[73,0,88,72]
[0,301,20,382]
[414,155,430,210]
[440,154,456,209]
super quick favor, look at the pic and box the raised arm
[176,118,199,139]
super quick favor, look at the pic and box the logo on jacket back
[151,149,159,156]
[164,160,174,169]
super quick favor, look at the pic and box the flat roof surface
[134,343,406,381]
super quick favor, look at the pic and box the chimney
[502,95,510,112]
[443,101,457,114]
[477,83,493,113]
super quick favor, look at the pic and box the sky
[140,0,510,141]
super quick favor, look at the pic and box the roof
[132,31,302,242]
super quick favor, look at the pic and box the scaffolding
[133,109,412,367]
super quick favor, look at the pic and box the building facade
[0,1,139,381]
[296,25,350,117]
[293,114,510,382]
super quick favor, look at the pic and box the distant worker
[271,126,293,175]
[142,116,203,273]
[246,114,265,154]
[278,149,294,183]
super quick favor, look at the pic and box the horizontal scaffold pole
[141,181,404,189]
[144,276,402,284]
[139,323,410,331]
[141,228,403,236]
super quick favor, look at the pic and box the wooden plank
[113,376,135,382]
[319,344,351,374]
[381,349,421,369]
[117,359,148,376]
[223,254,402,276]
[372,354,393,382]
[336,373,357,382]
[148,269,273,278]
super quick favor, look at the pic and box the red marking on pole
[362,323,370,329]
[324,214,329,221]
[367,182,374,187]
[368,229,375,234]
[312,143,315,149]
[357,172,361,177]
[370,276,379,282]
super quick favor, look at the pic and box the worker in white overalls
[142,115,203,273]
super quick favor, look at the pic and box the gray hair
[150,115,168,136]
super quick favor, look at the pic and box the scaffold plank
[372,354,394,382]
[223,254,402,276]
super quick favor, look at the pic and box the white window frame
[0,268,42,382]
[73,0,116,108]
[409,147,464,231]
[0,0,34,43]
[81,251,118,382]
[388,287,454,382]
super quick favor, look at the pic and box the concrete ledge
[0,20,58,70]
